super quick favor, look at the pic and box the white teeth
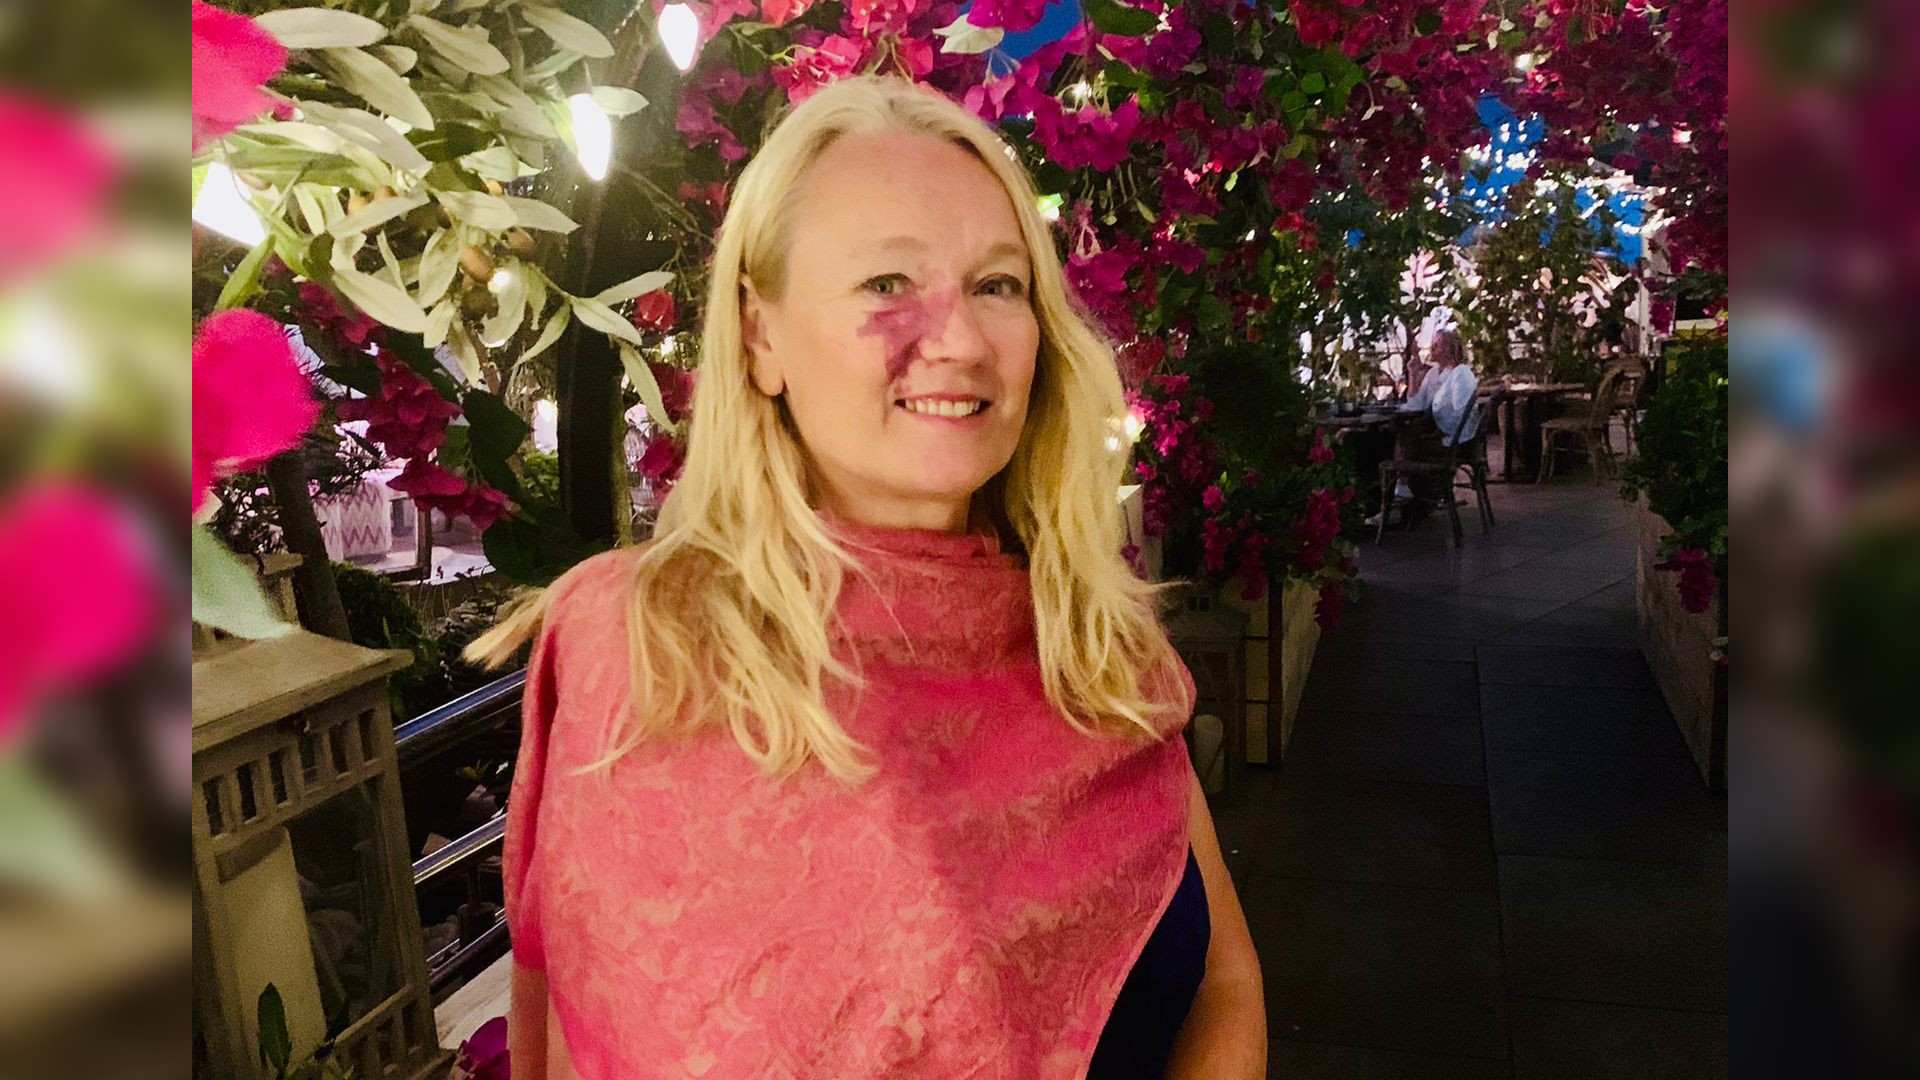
[902,399,984,417]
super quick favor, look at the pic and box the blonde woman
[469,74,1264,1080]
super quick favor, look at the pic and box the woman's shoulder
[542,542,653,632]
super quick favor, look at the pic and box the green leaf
[255,8,387,48]
[1281,89,1307,112]
[410,122,493,163]
[423,297,455,348]
[0,755,137,900]
[406,14,509,75]
[297,99,431,173]
[1082,0,1157,37]
[932,12,1005,54]
[372,44,418,73]
[519,300,571,363]
[518,5,615,58]
[481,515,608,586]
[571,296,645,347]
[479,263,528,346]
[216,237,275,312]
[589,86,649,117]
[319,357,380,395]
[415,229,459,306]
[192,527,296,641]
[1299,71,1326,94]
[319,47,436,131]
[592,269,674,305]
[436,189,517,230]
[257,985,293,1073]
[328,192,429,238]
[503,196,579,233]
[332,265,429,332]
[618,343,681,437]
[462,388,532,470]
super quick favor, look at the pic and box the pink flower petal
[0,484,159,744]
[192,0,288,151]
[0,96,116,286]
[192,310,319,512]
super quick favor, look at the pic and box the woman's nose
[916,283,992,365]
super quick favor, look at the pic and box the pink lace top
[504,517,1197,1079]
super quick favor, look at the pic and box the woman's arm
[510,962,551,1080]
[1165,763,1268,1080]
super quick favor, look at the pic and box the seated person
[1388,329,1479,511]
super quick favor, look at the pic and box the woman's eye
[864,274,908,296]
[980,276,1027,298]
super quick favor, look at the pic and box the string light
[659,3,700,70]
[567,94,613,180]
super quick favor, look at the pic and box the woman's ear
[740,277,785,397]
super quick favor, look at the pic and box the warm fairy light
[567,93,613,180]
[659,4,700,70]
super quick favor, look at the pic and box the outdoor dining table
[1313,408,1416,514]
[1491,382,1587,481]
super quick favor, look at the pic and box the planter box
[1225,578,1324,765]
[1635,504,1727,789]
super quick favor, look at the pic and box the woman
[469,75,1265,1079]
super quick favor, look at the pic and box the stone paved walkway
[1208,479,1728,1079]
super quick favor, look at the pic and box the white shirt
[1400,363,1481,445]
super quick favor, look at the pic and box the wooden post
[263,450,351,641]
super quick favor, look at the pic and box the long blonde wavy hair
[469,74,1182,786]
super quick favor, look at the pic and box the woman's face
[741,131,1040,533]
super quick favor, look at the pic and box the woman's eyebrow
[869,236,1028,271]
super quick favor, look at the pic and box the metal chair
[1538,364,1628,484]
[1377,391,1502,548]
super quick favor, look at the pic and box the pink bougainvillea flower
[191,310,319,514]
[635,434,686,497]
[454,1016,509,1080]
[630,289,678,334]
[296,282,381,350]
[965,0,1049,32]
[675,94,748,161]
[771,34,868,105]
[647,360,697,423]
[0,96,116,286]
[460,484,514,532]
[0,483,160,745]
[761,0,816,26]
[1308,429,1335,464]
[1657,547,1719,614]
[191,0,287,151]
[334,354,463,461]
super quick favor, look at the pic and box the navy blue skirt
[1087,846,1211,1078]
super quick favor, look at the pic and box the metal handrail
[394,669,526,763]
[413,813,505,888]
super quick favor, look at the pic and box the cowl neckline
[816,508,1035,670]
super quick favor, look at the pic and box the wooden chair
[1378,391,1502,548]
[1538,365,1628,484]
[1609,359,1648,456]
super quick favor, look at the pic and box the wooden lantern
[192,629,451,1079]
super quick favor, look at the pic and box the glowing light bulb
[659,3,700,70]
[568,93,613,181]
[192,162,267,246]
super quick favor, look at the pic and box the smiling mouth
[896,398,991,418]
